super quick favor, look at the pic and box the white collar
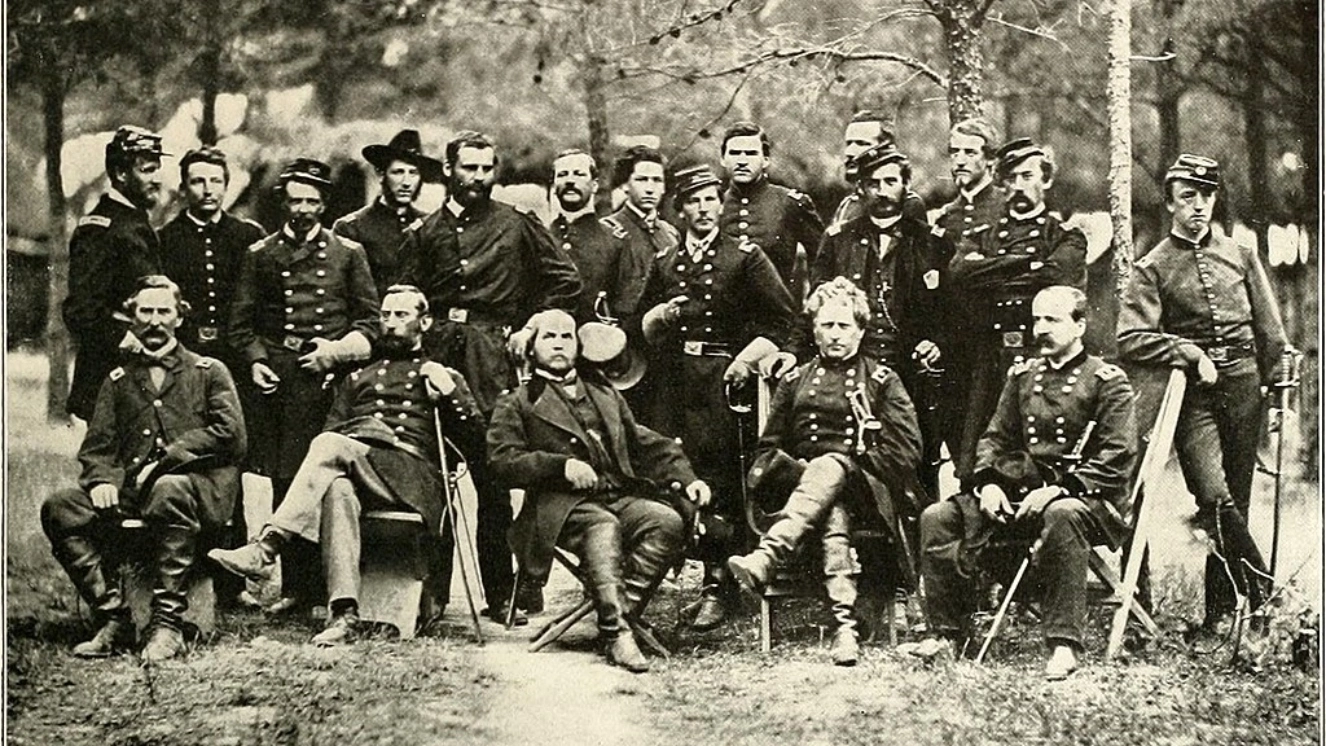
[555,204,596,224]
[186,209,223,226]
[869,215,901,231]
[1046,344,1085,370]
[1008,203,1047,222]
[625,201,655,223]
[282,223,321,243]
[685,228,719,254]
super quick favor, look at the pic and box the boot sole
[726,557,764,602]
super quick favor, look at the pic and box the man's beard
[869,197,902,219]
[378,334,418,358]
[451,180,492,207]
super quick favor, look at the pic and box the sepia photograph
[5,0,1322,743]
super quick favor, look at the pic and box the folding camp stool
[524,547,670,657]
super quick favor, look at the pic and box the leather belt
[438,306,506,327]
[1000,331,1026,348]
[197,326,220,343]
[1201,341,1255,363]
[682,340,732,357]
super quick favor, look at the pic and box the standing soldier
[333,130,445,299]
[717,121,824,295]
[395,131,581,623]
[159,147,266,607]
[1117,155,1288,631]
[948,138,1087,489]
[549,148,651,324]
[607,145,677,265]
[810,144,947,497]
[228,158,379,613]
[159,147,266,371]
[42,276,246,661]
[637,165,798,630]
[929,118,1005,497]
[920,286,1136,680]
[829,111,926,231]
[63,126,168,420]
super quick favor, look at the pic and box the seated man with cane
[209,285,485,645]
[918,285,1136,680]
[727,277,926,666]
[488,309,712,673]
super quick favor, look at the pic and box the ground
[6,350,1321,745]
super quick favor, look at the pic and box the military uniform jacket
[948,209,1087,341]
[332,199,427,299]
[808,214,950,371]
[488,373,697,580]
[395,200,581,326]
[158,210,265,358]
[63,192,163,420]
[609,202,679,271]
[934,181,1007,251]
[79,344,246,521]
[1117,230,1287,386]
[975,352,1136,547]
[325,353,485,533]
[228,226,380,365]
[552,211,651,322]
[720,179,824,288]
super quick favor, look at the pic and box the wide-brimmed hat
[363,129,445,183]
[578,322,647,390]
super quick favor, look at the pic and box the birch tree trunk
[1107,0,1133,292]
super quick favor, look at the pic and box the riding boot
[729,455,847,596]
[144,526,197,662]
[823,505,859,666]
[691,563,730,631]
[579,523,625,637]
[53,536,133,656]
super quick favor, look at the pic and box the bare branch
[986,15,1069,51]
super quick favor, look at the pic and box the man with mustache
[334,130,445,299]
[228,158,380,614]
[42,276,247,661]
[488,309,709,671]
[828,111,927,231]
[929,118,1007,487]
[549,149,651,325]
[64,126,168,421]
[919,286,1136,680]
[210,286,485,645]
[809,144,949,498]
[718,121,824,295]
[636,165,798,630]
[1118,155,1290,633]
[396,131,581,623]
[728,278,924,666]
[948,138,1087,491]
[158,147,266,608]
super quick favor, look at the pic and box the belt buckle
[1002,331,1025,348]
[1207,346,1229,363]
[447,308,469,323]
[282,335,304,352]
[197,326,219,342]
[683,341,703,356]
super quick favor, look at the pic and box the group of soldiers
[45,112,1291,679]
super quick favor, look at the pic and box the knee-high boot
[53,535,134,657]
[822,505,859,666]
[729,456,847,593]
[142,526,196,661]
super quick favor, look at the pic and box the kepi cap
[671,165,723,202]
[1164,153,1220,189]
[850,143,909,183]
[279,158,334,190]
[996,137,1046,179]
[107,125,170,160]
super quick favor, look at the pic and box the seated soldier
[487,309,711,673]
[42,275,247,662]
[919,286,1136,680]
[727,277,926,666]
[208,285,485,645]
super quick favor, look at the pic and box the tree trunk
[582,54,612,213]
[1106,0,1133,292]
[42,67,71,423]
[938,0,990,123]
[1244,42,1272,271]
[1153,1,1181,232]
[200,43,222,145]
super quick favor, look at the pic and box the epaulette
[782,366,802,383]
[969,224,991,235]
[195,358,214,369]
[788,189,812,206]
[737,240,757,254]
[1135,251,1156,270]
[931,224,946,238]
[871,365,889,384]
[1007,358,1037,377]
[78,215,112,229]
[406,218,424,232]
[600,216,628,239]
[248,238,267,253]
[826,222,843,237]
[1095,363,1126,381]
[109,367,126,381]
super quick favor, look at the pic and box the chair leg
[885,594,898,647]
[528,599,593,653]
[760,597,772,654]
[505,569,521,630]
[629,619,670,659]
